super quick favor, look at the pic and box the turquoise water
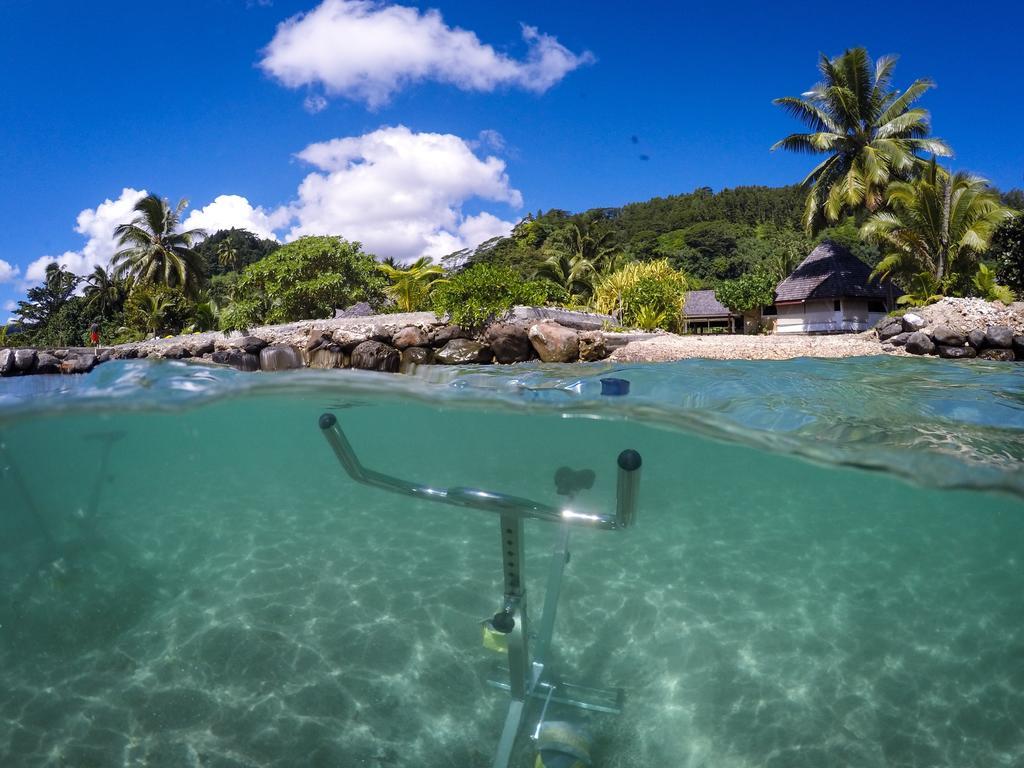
[1,358,1023,767]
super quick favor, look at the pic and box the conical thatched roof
[774,241,890,303]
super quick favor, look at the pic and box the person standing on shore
[89,322,100,348]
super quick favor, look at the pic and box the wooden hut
[773,242,895,334]
[682,290,740,333]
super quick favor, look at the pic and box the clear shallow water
[1,358,1022,767]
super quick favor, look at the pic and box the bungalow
[773,241,895,334]
[682,290,740,333]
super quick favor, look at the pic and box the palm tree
[138,293,170,337]
[535,252,596,298]
[377,257,445,312]
[83,266,129,316]
[111,194,207,296]
[773,47,951,234]
[217,239,241,272]
[545,222,620,274]
[862,160,1015,287]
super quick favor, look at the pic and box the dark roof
[774,241,891,303]
[682,290,736,318]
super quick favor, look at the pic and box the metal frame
[318,413,642,768]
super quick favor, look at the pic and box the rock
[1014,336,1024,356]
[229,335,268,354]
[161,345,191,359]
[400,346,433,373]
[901,313,927,332]
[260,344,304,371]
[305,330,332,353]
[905,332,936,356]
[192,339,215,356]
[60,354,97,374]
[931,325,965,347]
[34,352,61,374]
[578,331,609,362]
[507,306,617,331]
[937,345,976,360]
[875,316,904,340]
[13,349,37,372]
[0,348,13,376]
[978,348,1016,362]
[985,325,1013,349]
[392,326,429,349]
[435,339,493,364]
[211,349,260,372]
[484,323,534,364]
[331,329,370,352]
[430,325,468,346]
[888,332,913,347]
[334,302,374,318]
[967,329,987,349]
[97,352,112,364]
[308,346,347,369]
[528,322,579,363]
[350,341,400,372]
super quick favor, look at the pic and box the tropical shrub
[972,263,1015,303]
[593,260,690,331]
[125,285,194,336]
[431,263,565,329]
[229,236,387,325]
[990,213,1024,295]
[715,270,777,313]
[378,257,444,312]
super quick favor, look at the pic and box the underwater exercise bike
[319,412,642,768]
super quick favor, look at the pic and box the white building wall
[775,299,886,334]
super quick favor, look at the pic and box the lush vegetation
[7,47,1022,348]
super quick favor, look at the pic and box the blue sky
[2,0,1022,317]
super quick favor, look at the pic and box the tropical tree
[83,265,129,317]
[544,222,620,274]
[773,47,951,234]
[862,161,1015,289]
[111,194,207,296]
[14,262,81,335]
[592,260,690,331]
[377,256,444,312]
[535,252,596,299]
[217,240,240,272]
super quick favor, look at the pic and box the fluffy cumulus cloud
[183,195,288,241]
[0,259,19,283]
[260,0,594,108]
[279,125,519,261]
[24,188,146,284]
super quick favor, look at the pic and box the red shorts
[90,332,99,344]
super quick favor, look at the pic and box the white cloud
[303,94,328,114]
[0,259,19,283]
[279,125,520,261]
[183,195,287,241]
[260,0,593,108]
[2,300,15,312]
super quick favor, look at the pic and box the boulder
[192,339,215,356]
[60,354,97,374]
[308,346,347,369]
[260,344,304,371]
[350,341,400,372]
[888,332,913,347]
[400,346,434,373]
[435,339,493,364]
[430,325,468,346]
[967,329,987,349]
[331,329,370,352]
[0,348,13,376]
[228,335,268,354]
[931,325,966,347]
[34,352,61,374]
[978,348,1016,362]
[901,313,927,332]
[1014,336,1024,356]
[985,325,1014,349]
[13,349,37,372]
[211,349,260,372]
[938,345,976,360]
[875,316,904,340]
[392,326,429,349]
[579,331,609,362]
[97,352,112,364]
[161,344,191,359]
[905,332,936,356]
[528,322,579,363]
[484,323,534,364]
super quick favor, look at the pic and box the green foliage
[895,272,944,307]
[124,285,195,336]
[378,257,444,312]
[990,212,1024,294]
[972,263,1015,303]
[593,260,690,332]
[31,297,91,347]
[231,236,387,325]
[715,270,777,313]
[631,305,671,331]
[194,228,281,277]
[112,194,207,296]
[774,47,951,233]
[658,221,752,283]
[431,263,563,329]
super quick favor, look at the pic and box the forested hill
[451,184,873,289]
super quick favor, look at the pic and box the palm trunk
[937,178,952,283]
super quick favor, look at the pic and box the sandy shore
[611,331,889,361]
